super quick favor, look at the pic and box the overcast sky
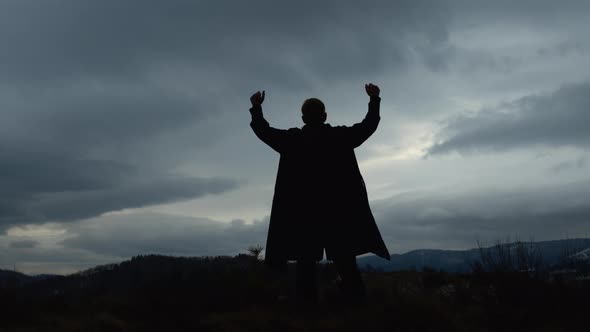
[1,0,590,274]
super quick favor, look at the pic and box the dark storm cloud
[0,0,453,86]
[27,177,237,222]
[0,148,133,195]
[0,82,227,230]
[61,212,268,258]
[28,89,206,150]
[372,181,590,251]
[427,81,590,155]
[0,140,238,229]
[0,161,237,229]
[4,0,587,87]
[0,0,458,229]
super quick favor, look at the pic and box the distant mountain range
[356,238,590,272]
[2,238,590,282]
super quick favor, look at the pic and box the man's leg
[295,259,318,305]
[333,255,366,303]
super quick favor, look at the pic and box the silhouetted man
[248,83,390,305]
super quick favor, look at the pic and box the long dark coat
[249,96,390,270]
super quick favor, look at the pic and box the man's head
[301,98,326,126]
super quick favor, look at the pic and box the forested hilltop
[2,241,590,332]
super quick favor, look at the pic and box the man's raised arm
[249,90,292,153]
[345,83,381,148]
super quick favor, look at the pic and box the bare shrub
[472,236,544,275]
[247,244,264,260]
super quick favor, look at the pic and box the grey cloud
[9,239,38,249]
[0,148,133,195]
[427,80,590,155]
[372,181,590,251]
[445,0,590,27]
[0,146,238,228]
[61,212,268,258]
[550,156,587,173]
[537,40,590,58]
[1,80,212,156]
[31,89,206,151]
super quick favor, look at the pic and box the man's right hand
[250,90,265,107]
[365,83,380,98]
